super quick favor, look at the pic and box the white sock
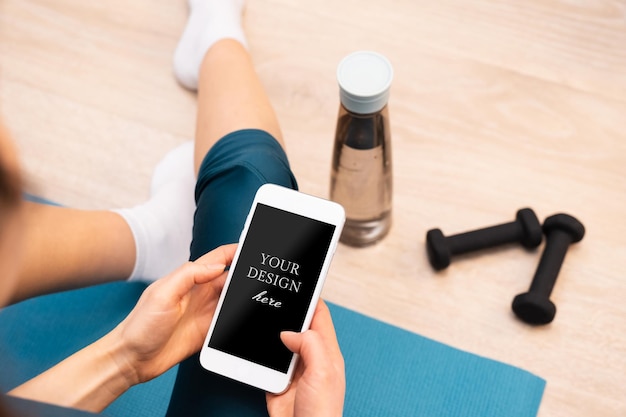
[114,142,196,282]
[173,0,247,90]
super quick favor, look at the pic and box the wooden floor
[1,0,625,415]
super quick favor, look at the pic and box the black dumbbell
[512,213,585,325]
[426,208,543,270]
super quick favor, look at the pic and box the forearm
[8,330,135,413]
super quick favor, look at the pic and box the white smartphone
[199,183,345,393]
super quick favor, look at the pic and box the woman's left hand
[111,244,237,385]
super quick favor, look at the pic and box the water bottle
[330,51,393,247]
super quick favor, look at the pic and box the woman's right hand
[266,300,346,417]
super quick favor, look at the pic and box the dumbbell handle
[528,230,572,296]
[446,222,523,255]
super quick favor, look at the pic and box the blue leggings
[0,129,298,417]
[166,130,298,416]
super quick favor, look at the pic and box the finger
[281,328,345,391]
[280,330,327,371]
[159,261,226,301]
[195,244,237,269]
[280,331,303,354]
[161,244,237,295]
[309,300,343,359]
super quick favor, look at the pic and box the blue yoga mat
[0,282,544,417]
[331,303,545,416]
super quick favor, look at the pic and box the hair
[0,126,20,416]
[0,126,22,229]
[0,161,21,211]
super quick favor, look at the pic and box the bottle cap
[337,51,393,114]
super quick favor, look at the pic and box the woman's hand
[111,244,237,385]
[266,301,346,417]
[9,245,237,412]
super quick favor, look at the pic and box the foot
[115,142,196,282]
[173,0,247,90]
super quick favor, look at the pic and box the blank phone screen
[208,203,336,373]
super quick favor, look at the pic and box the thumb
[280,331,304,354]
[159,262,226,301]
[280,330,327,369]
[193,262,227,285]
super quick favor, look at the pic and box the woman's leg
[165,5,298,416]
[10,202,135,304]
[192,38,284,173]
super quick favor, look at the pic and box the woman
[0,0,345,415]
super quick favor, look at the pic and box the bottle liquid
[330,51,393,247]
